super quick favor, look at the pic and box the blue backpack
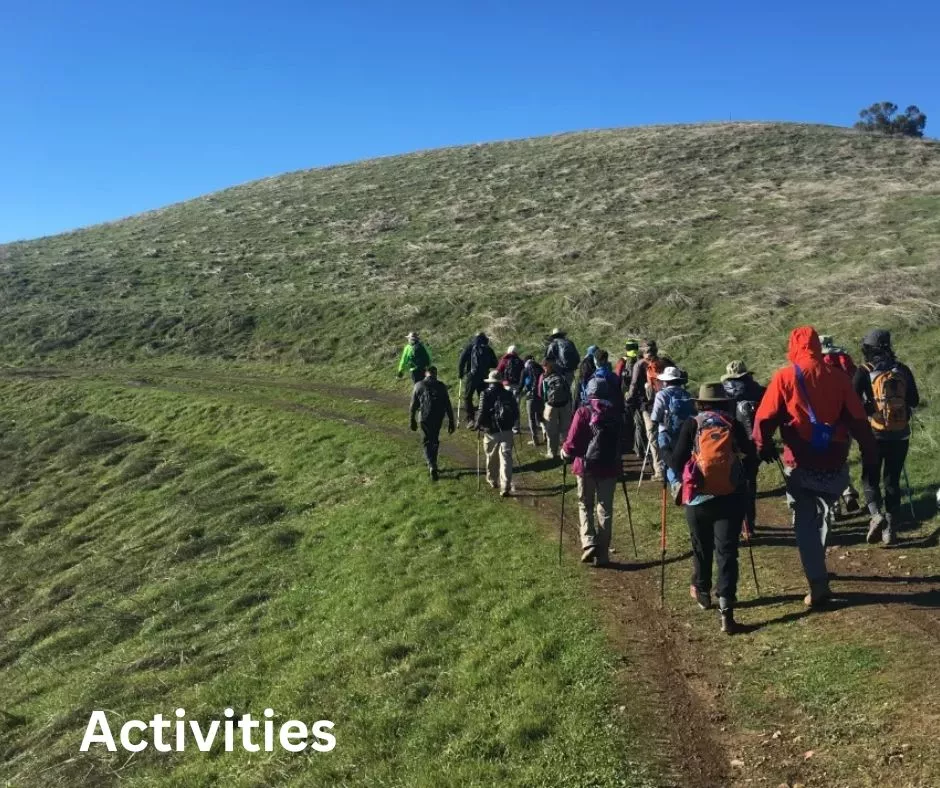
[662,387,696,439]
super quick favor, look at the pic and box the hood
[786,326,822,368]
[473,334,489,347]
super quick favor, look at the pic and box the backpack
[663,387,695,438]
[734,400,757,436]
[553,338,579,373]
[689,412,742,497]
[491,388,516,431]
[412,342,430,371]
[470,343,488,375]
[867,363,909,433]
[544,373,571,407]
[584,404,621,470]
[503,355,524,386]
[419,380,444,421]
[523,360,543,394]
[645,358,667,398]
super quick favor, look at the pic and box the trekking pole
[659,480,668,606]
[620,479,639,558]
[743,482,761,597]
[476,427,481,491]
[558,461,567,565]
[637,439,651,492]
[456,380,463,425]
[901,464,916,521]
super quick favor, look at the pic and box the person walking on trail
[475,371,519,497]
[627,340,675,480]
[753,326,878,608]
[592,349,623,408]
[496,344,525,434]
[853,329,920,545]
[722,361,766,534]
[669,383,758,634]
[397,332,432,384]
[539,359,574,461]
[410,366,455,482]
[577,345,598,405]
[650,366,696,504]
[521,355,544,447]
[616,340,641,454]
[544,328,580,381]
[458,332,498,428]
[562,376,623,568]
[818,336,862,517]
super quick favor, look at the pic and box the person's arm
[650,390,666,425]
[841,375,878,468]
[752,371,786,459]
[627,360,647,404]
[398,345,412,375]
[852,367,874,416]
[903,364,920,410]
[562,406,589,458]
[409,383,421,427]
[458,345,470,378]
[669,417,696,477]
[733,418,758,474]
[496,356,508,376]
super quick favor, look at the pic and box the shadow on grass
[604,551,692,573]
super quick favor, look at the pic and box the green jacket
[398,342,431,374]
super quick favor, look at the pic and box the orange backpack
[691,412,742,496]
[866,363,909,433]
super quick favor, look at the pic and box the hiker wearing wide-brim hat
[475,368,520,497]
[650,367,695,503]
[397,331,432,384]
[668,381,758,635]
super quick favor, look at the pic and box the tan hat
[695,382,732,403]
[484,370,502,384]
[721,360,750,381]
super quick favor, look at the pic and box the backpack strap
[792,364,819,426]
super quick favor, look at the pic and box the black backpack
[420,380,445,421]
[585,405,621,470]
[491,389,516,431]
[556,338,579,373]
[504,356,524,386]
[470,343,489,375]
[544,373,571,407]
[412,342,430,371]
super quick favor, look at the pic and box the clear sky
[2,0,937,242]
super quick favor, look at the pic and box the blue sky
[2,0,937,242]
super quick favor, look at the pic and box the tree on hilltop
[854,102,927,138]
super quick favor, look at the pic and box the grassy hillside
[2,122,939,377]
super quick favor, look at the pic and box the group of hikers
[398,326,921,634]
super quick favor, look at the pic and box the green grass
[0,378,657,787]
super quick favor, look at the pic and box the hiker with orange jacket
[753,327,878,608]
[669,383,758,635]
[627,340,675,479]
[853,329,920,545]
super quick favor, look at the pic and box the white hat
[406,331,419,341]
[484,370,502,384]
[658,366,683,382]
[507,344,518,354]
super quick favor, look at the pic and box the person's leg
[544,406,559,458]
[864,442,886,515]
[512,388,522,434]
[883,440,908,517]
[788,476,831,596]
[526,396,540,444]
[411,369,423,385]
[744,463,758,533]
[577,474,597,555]
[685,503,714,596]
[463,378,476,425]
[643,411,662,478]
[498,432,513,492]
[483,433,499,488]
[420,422,434,467]
[658,432,676,483]
[559,403,573,447]
[714,498,743,606]
[622,406,636,455]
[595,476,616,563]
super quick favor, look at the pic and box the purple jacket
[562,400,621,478]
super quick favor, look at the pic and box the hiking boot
[719,602,738,635]
[844,495,861,514]
[690,585,711,610]
[803,583,832,609]
[500,489,511,498]
[488,480,498,490]
[670,480,682,506]
[581,545,597,563]
[465,421,476,430]
[866,513,886,544]
[592,553,609,568]
[882,514,896,546]
[652,472,664,483]
[429,465,439,482]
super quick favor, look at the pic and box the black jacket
[410,378,455,427]
[722,374,766,436]
[459,338,498,382]
[475,384,520,434]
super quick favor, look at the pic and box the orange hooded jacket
[753,327,877,471]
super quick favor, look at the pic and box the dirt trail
[8,366,940,787]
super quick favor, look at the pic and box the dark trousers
[863,439,909,516]
[526,395,542,444]
[622,405,636,455]
[744,463,759,531]
[631,407,647,456]
[410,368,424,384]
[463,377,484,422]
[421,420,443,468]
[685,495,744,604]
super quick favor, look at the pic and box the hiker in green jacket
[397,332,432,384]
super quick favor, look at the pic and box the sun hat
[659,366,683,383]
[406,331,419,341]
[484,370,502,384]
[721,360,750,381]
[695,382,732,403]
